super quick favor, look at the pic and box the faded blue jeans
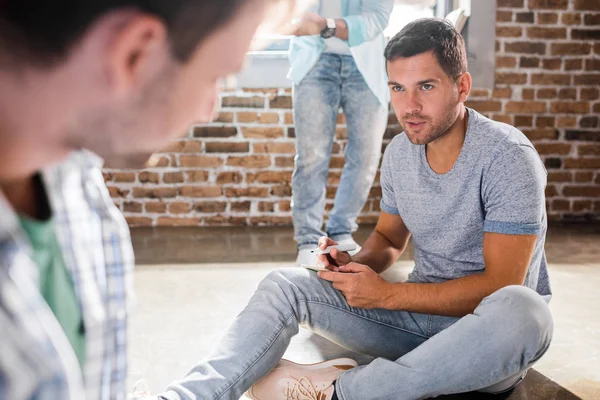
[292,53,388,248]
[160,268,553,400]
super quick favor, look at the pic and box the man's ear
[456,71,472,103]
[106,14,168,96]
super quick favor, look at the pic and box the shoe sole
[245,358,358,400]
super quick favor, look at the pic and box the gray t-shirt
[380,108,551,296]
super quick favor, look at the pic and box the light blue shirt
[287,0,394,106]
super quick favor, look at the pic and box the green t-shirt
[19,214,86,368]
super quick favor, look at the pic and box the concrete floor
[129,224,600,399]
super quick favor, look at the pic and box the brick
[231,201,251,212]
[247,171,292,184]
[519,56,540,68]
[504,42,546,54]
[216,171,243,184]
[145,155,170,168]
[574,0,600,9]
[557,116,577,128]
[531,73,570,85]
[202,216,248,225]
[537,88,558,99]
[252,142,296,153]
[595,200,600,211]
[269,96,292,109]
[563,185,600,196]
[528,0,568,8]
[179,186,222,197]
[572,29,600,40]
[221,96,264,108]
[498,0,523,6]
[125,217,152,226]
[258,113,280,124]
[329,157,346,169]
[226,187,269,197]
[123,201,142,213]
[496,26,522,37]
[545,158,562,169]
[132,187,177,199]
[515,12,534,23]
[205,142,249,153]
[163,172,184,183]
[522,89,535,100]
[515,116,534,127]
[145,202,167,213]
[564,158,600,169]
[529,27,566,39]
[284,113,294,124]
[595,104,600,113]
[242,88,278,94]
[157,217,201,227]
[579,144,600,155]
[523,129,559,140]
[558,88,577,100]
[464,100,502,112]
[241,127,284,139]
[258,201,275,212]
[564,59,583,71]
[335,127,347,140]
[492,87,512,98]
[496,10,513,22]
[227,155,271,168]
[278,200,292,212]
[552,199,570,211]
[581,88,600,100]
[138,171,159,184]
[541,58,562,70]
[236,112,259,123]
[551,43,591,55]
[214,112,234,123]
[536,13,560,24]
[271,185,292,197]
[534,143,571,155]
[249,216,292,226]
[275,156,295,168]
[113,172,136,183]
[536,116,556,128]
[572,200,593,212]
[580,116,599,128]
[287,127,296,138]
[495,72,527,85]
[168,202,191,214]
[505,101,547,113]
[194,201,227,213]
[180,156,223,168]
[585,59,600,71]
[595,43,600,55]
[584,13,600,25]
[566,130,600,141]
[492,114,512,124]
[163,140,203,153]
[102,172,113,182]
[186,171,209,182]
[193,126,237,138]
[336,114,346,124]
[574,172,594,182]
[547,172,572,182]
[562,13,582,25]
[574,74,600,85]
[546,185,559,197]
[550,102,590,114]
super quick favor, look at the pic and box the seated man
[147,18,553,400]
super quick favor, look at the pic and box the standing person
[0,0,299,399]
[290,0,394,266]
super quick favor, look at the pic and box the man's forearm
[333,19,349,40]
[353,229,405,274]
[380,273,514,317]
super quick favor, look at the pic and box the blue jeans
[160,269,553,400]
[292,53,388,248]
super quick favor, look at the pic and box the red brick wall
[104,0,600,227]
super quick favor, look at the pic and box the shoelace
[284,376,330,400]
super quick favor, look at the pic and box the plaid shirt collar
[0,150,134,400]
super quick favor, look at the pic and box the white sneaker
[334,238,361,256]
[247,358,358,400]
[127,380,158,400]
[295,248,318,268]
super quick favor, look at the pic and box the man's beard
[401,105,459,146]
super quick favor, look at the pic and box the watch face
[321,27,336,39]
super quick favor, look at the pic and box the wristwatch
[320,18,336,39]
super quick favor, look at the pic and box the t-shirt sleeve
[379,142,400,215]
[482,144,547,235]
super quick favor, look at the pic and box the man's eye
[392,86,403,92]
[422,84,433,91]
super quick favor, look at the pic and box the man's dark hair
[384,18,467,79]
[0,0,273,66]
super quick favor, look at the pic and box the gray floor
[129,224,600,399]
